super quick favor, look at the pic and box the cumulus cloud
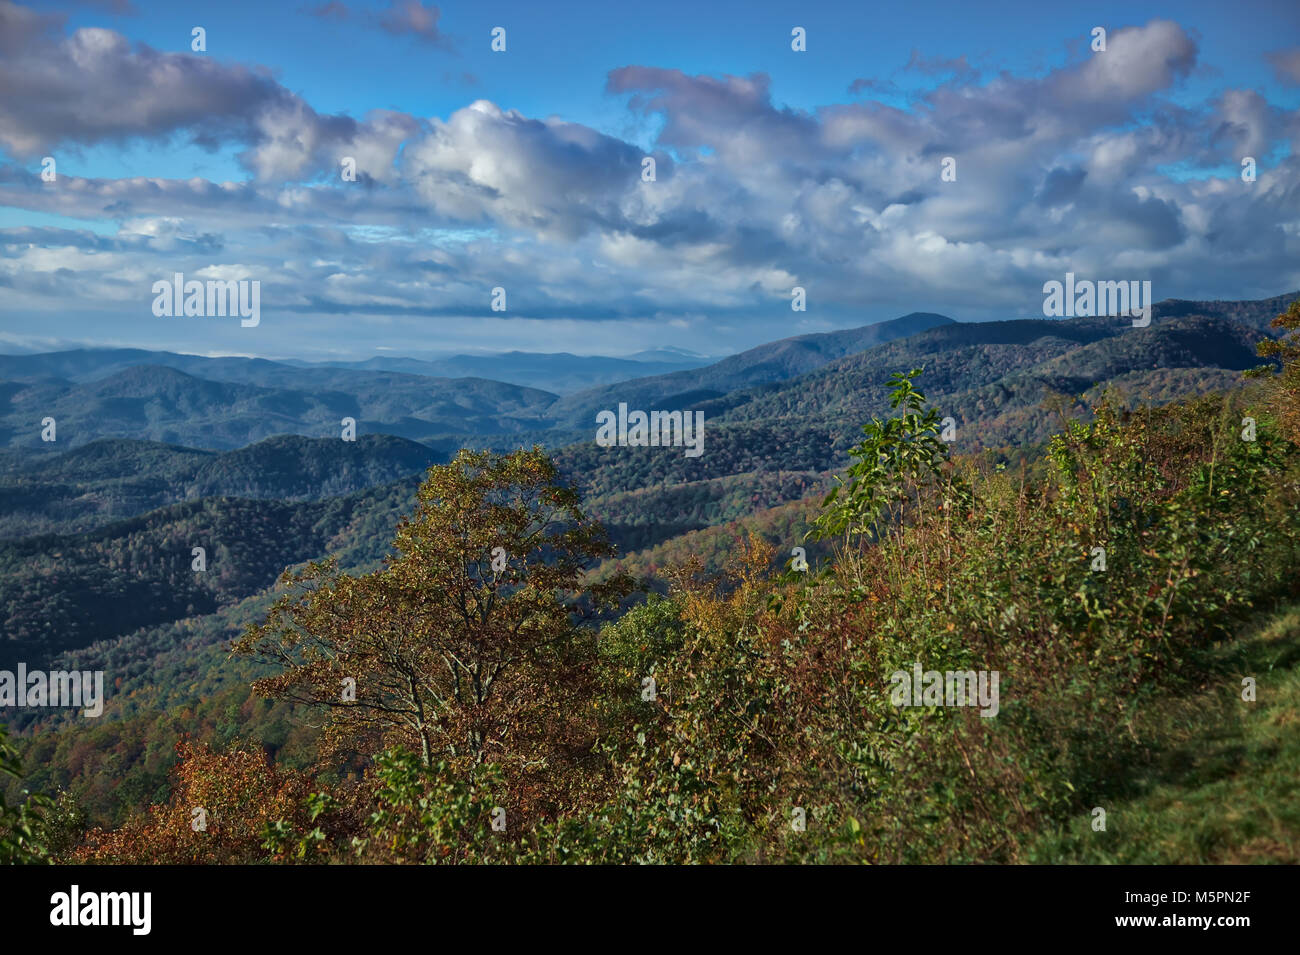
[0,2,288,157]
[0,1,416,184]
[608,67,822,163]
[1,2,1297,352]
[401,100,668,238]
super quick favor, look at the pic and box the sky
[0,0,1298,361]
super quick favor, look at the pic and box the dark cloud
[0,3,424,183]
[1035,167,1087,206]
[0,2,293,162]
[607,67,821,160]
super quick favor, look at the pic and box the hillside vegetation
[2,294,1298,862]
[6,326,1291,861]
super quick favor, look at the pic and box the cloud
[607,67,821,161]
[848,76,902,97]
[401,100,663,238]
[0,2,294,160]
[302,1,452,47]
[376,1,448,45]
[303,1,348,19]
[1,4,1297,354]
[1267,47,1300,85]
[0,3,425,185]
[905,49,979,82]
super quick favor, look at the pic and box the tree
[1255,296,1300,442]
[810,370,970,597]
[236,448,632,783]
[76,740,321,864]
[0,723,52,864]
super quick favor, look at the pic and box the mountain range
[0,310,949,450]
[2,289,1296,826]
[279,348,711,392]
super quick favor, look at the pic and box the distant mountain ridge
[704,311,1270,443]
[542,296,1296,542]
[283,349,712,393]
[0,433,441,538]
[0,295,1292,454]
[0,311,953,449]
[0,346,711,395]
[546,312,957,429]
[0,362,557,450]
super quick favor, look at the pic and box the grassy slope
[1029,601,1300,863]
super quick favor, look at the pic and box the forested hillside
[0,364,557,450]
[0,434,439,537]
[545,311,956,427]
[0,478,419,669]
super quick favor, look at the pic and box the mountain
[0,296,1289,540]
[288,350,712,393]
[545,299,1293,536]
[3,290,1296,832]
[0,363,557,450]
[547,312,958,429]
[0,295,1290,530]
[0,433,441,538]
[0,349,297,386]
[0,312,950,450]
[0,347,711,396]
[0,477,422,670]
[706,310,1272,450]
[1141,291,1298,332]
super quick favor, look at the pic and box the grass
[1028,601,1300,863]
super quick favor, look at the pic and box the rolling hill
[0,477,419,670]
[286,349,712,393]
[0,311,952,451]
[0,363,557,450]
[0,433,441,538]
[545,311,957,429]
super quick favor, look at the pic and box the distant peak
[891,312,957,325]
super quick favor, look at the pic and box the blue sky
[1,0,1298,360]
